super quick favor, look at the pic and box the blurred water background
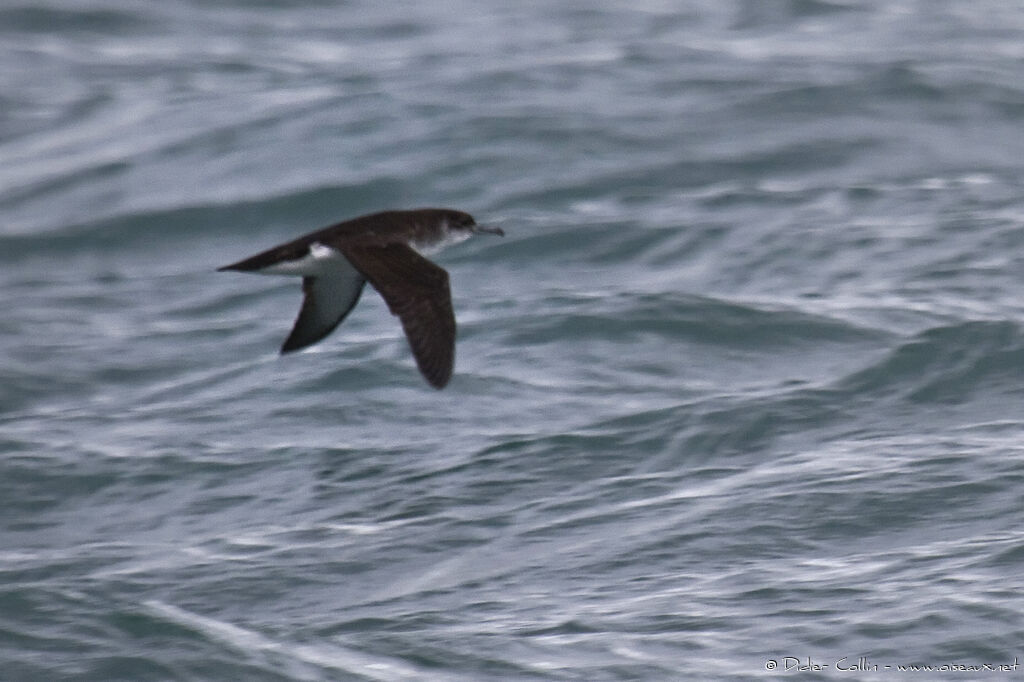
[3,1,1024,679]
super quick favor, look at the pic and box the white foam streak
[143,600,423,681]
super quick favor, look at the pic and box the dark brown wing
[341,244,455,389]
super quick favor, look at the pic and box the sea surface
[3,1,1024,680]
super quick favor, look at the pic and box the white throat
[413,220,471,256]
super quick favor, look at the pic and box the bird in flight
[218,208,504,388]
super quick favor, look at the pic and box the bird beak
[473,224,505,236]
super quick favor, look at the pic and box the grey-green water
[3,1,1024,679]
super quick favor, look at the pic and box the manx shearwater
[218,208,504,389]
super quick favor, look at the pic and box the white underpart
[256,242,346,277]
[252,241,365,350]
[412,221,472,256]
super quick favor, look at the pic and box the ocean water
[3,0,1024,679]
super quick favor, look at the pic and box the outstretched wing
[342,244,455,389]
[280,264,366,353]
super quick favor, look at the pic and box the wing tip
[425,371,451,389]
